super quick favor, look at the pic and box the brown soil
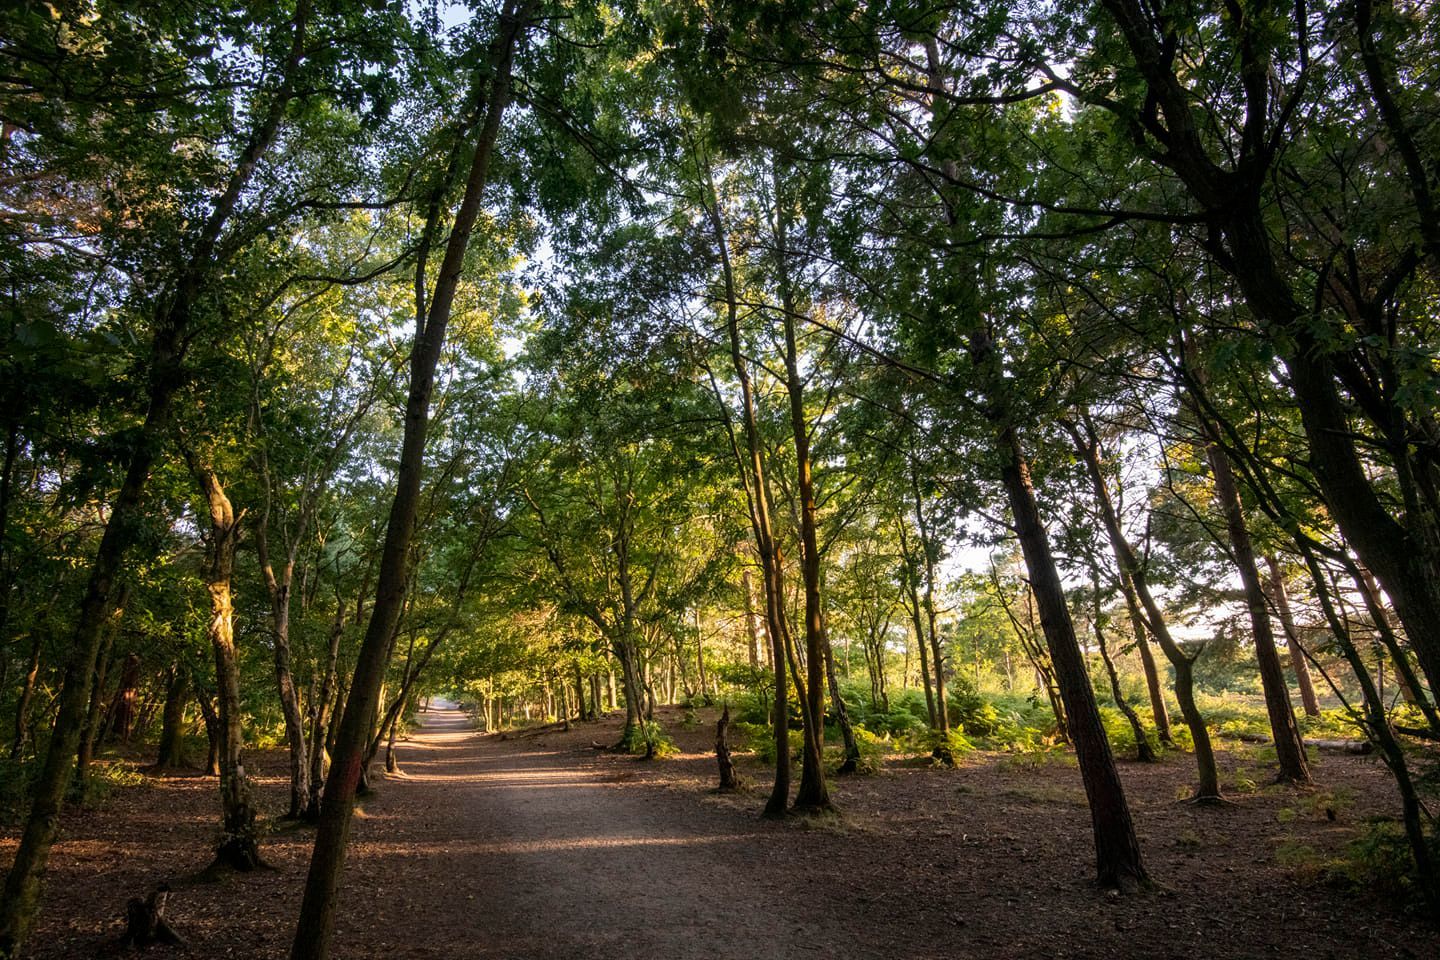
[3,706,1433,959]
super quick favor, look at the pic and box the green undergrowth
[621,720,677,758]
[1277,818,1439,915]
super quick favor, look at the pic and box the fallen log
[1227,730,1372,754]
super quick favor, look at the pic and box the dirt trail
[346,708,828,959]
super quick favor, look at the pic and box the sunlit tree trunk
[705,176,791,819]
[192,463,261,870]
[897,520,937,727]
[1264,557,1320,717]
[909,463,948,733]
[774,224,836,808]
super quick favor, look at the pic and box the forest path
[339,707,831,960]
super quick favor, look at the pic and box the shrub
[1338,819,1437,909]
[621,720,677,759]
[835,725,890,775]
[923,728,975,766]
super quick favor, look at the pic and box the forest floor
[4,705,1435,959]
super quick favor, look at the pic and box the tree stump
[119,884,185,950]
[716,704,739,792]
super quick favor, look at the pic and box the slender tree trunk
[193,464,260,871]
[75,588,125,797]
[1194,373,1309,783]
[8,634,42,759]
[994,420,1149,891]
[777,274,832,812]
[821,617,860,774]
[1090,583,1155,763]
[1352,564,1440,733]
[898,522,938,727]
[910,463,949,733]
[1265,557,1320,717]
[705,172,792,819]
[306,603,346,820]
[573,664,589,721]
[269,580,309,818]
[742,566,762,669]
[1119,571,1173,743]
[196,690,221,777]
[290,9,531,954]
[695,608,710,702]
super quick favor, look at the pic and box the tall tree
[290,3,535,954]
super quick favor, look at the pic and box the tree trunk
[1194,371,1310,784]
[154,666,190,769]
[898,521,938,728]
[196,691,220,778]
[573,664,589,721]
[108,653,142,745]
[778,270,832,812]
[706,171,792,819]
[1265,557,1320,717]
[1119,571,1173,743]
[910,463,949,733]
[695,609,710,703]
[269,581,309,819]
[8,634,43,760]
[192,464,260,871]
[290,9,532,955]
[742,567,762,669]
[383,706,402,773]
[1090,586,1156,763]
[75,588,125,797]
[994,419,1149,891]
[1352,564,1440,734]
[305,602,346,820]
